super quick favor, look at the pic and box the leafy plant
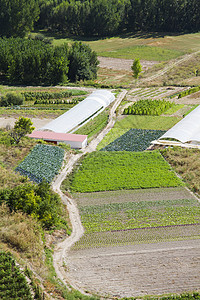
[15,144,64,183]
[101,129,165,152]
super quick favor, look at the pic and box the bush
[0,92,24,107]
[178,86,200,98]
[123,99,173,116]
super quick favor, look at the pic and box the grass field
[67,151,182,193]
[51,32,200,60]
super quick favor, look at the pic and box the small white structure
[153,105,200,148]
[40,90,115,133]
[28,130,87,149]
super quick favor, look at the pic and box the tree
[0,0,40,37]
[131,58,142,80]
[9,117,35,144]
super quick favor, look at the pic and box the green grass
[68,151,183,193]
[97,115,180,150]
[98,45,184,61]
[52,32,200,59]
[163,104,185,115]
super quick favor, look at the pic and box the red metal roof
[28,130,87,142]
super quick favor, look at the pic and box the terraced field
[67,187,200,297]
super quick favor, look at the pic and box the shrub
[0,92,24,107]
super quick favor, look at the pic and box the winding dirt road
[52,90,127,292]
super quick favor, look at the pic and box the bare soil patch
[98,56,158,71]
[0,117,54,130]
[67,239,200,298]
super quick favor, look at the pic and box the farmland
[16,144,64,183]
[68,151,182,193]
[100,129,165,152]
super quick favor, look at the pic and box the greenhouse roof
[159,105,200,144]
[40,90,115,133]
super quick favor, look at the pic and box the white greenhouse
[40,90,115,133]
[156,105,200,147]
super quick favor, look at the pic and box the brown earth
[67,239,200,298]
[98,56,158,71]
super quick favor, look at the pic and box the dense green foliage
[131,58,142,79]
[37,0,200,36]
[16,144,64,184]
[0,93,24,107]
[101,129,165,152]
[0,38,98,84]
[68,151,182,192]
[80,198,200,233]
[124,100,173,116]
[0,181,67,229]
[0,251,32,299]
[178,86,200,98]
[0,0,39,37]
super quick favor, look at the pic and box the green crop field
[72,187,200,250]
[100,129,165,152]
[68,151,183,193]
[97,115,180,150]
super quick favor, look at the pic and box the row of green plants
[66,151,183,193]
[72,223,200,250]
[0,251,33,299]
[15,144,64,184]
[178,86,200,98]
[79,198,200,233]
[101,129,165,152]
[34,97,84,105]
[123,99,174,116]
[23,90,87,101]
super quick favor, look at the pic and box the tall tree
[0,0,40,37]
[131,58,142,80]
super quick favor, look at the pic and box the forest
[0,0,199,38]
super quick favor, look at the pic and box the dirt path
[136,50,200,86]
[52,90,127,292]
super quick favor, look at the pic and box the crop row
[0,251,32,300]
[71,223,200,250]
[123,99,173,116]
[79,198,200,233]
[34,97,84,105]
[100,128,165,152]
[16,144,64,183]
[177,86,200,98]
[69,151,183,192]
[23,89,87,101]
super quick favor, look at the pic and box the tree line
[0,38,98,85]
[0,0,199,38]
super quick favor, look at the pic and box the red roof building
[28,130,87,149]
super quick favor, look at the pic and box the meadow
[68,151,183,193]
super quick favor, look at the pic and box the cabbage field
[100,128,165,152]
[69,151,183,192]
[16,144,64,183]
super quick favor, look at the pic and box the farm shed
[28,130,87,149]
[40,90,115,133]
[155,105,200,148]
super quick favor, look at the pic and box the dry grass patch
[161,147,200,195]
